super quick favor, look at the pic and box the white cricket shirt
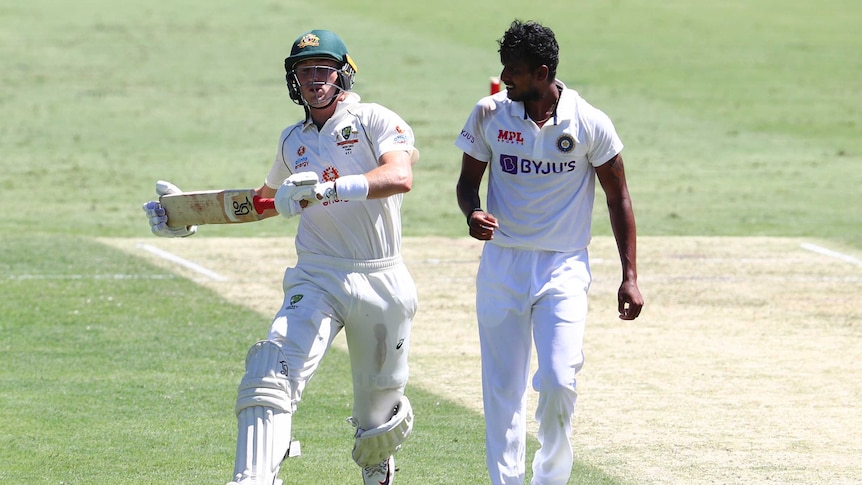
[455,81,623,252]
[266,93,419,260]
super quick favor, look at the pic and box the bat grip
[253,196,275,214]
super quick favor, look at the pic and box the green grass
[1,0,860,483]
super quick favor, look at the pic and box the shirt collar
[301,92,362,130]
[516,80,567,126]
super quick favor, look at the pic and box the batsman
[143,29,420,485]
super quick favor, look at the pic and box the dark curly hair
[497,20,559,78]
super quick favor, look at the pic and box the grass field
[1,0,861,483]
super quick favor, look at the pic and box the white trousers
[269,253,417,429]
[231,254,417,484]
[476,244,590,485]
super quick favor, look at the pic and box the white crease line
[6,274,175,280]
[801,242,862,267]
[137,243,229,282]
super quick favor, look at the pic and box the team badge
[337,126,358,154]
[286,293,304,310]
[297,145,306,157]
[297,34,319,49]
[341,126,353,140]
[556,134,575,153]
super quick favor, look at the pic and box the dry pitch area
[102,236,862,484]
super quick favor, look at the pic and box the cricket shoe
[361,455,394,485]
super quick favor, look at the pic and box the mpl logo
[497,129,524,145]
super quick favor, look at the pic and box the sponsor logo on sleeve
[460,130,476,144]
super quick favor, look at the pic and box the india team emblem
[556,134,575,153]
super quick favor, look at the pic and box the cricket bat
[160,189,275,228]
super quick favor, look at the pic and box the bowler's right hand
[467,210,498,241]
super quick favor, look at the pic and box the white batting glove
[142,180,197,237]
[274,172,319,218]
[310,175,369,206]
[312,182,337,204]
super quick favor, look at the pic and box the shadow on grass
[0,234,623,484]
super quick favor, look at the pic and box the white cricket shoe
[362,455,394,485]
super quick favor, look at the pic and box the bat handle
[253,196,275,214]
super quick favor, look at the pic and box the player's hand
[310,174,368,205]
[617,280,643,320]
[274,172,319,218]
[142,180,197,237]
[467,210,498,241]
[312,181,337,204]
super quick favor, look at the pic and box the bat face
[160,189,273,227]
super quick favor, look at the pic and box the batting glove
[312,181,337,204]
[312,174,369,205]
[142,180,197,237]
[274,172,319,218]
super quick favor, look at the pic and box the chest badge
[340,126,353,140]
[556,134,575,153]
[336,125,359,155]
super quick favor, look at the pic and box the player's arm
[595,153,643,320]
[456,153,497,240]
[290,150,415,208]
[364,150,414,199]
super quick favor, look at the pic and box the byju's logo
[499,153,577,175]
[500,154,519,174]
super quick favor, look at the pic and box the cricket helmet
[284,29,358,105]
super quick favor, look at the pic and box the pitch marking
[5,274,175,280]
[137,243,229,281]
[800,242,862,267]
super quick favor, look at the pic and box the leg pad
[236,340,294,414]
[351,395,414,467]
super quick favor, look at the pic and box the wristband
[335,174,369,200]
[467,208,482,226]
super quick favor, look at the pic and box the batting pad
[232,406,292,485]
[236,340,294,414]
[351,395,414,466]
